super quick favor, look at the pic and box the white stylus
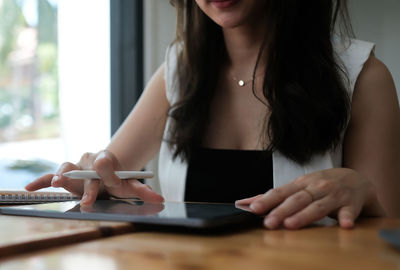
[63,170,154,179]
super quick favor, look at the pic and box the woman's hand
[25,150,164,206]
[236,168,376,230]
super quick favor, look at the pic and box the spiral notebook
[0,190,81,204]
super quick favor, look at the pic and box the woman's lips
[209,0,238,9]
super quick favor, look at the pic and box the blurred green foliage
[0,0,26,77]
[7,158,54,173]
[0,0,59,140]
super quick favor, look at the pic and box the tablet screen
[0,200,259,229]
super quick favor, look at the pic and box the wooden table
[0,215,133,258]
[0,218,399,270]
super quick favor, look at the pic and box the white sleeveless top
[158,38,375,202]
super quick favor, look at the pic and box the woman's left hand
[236,168,374,230]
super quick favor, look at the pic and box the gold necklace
[231,73,262,87]
[232,76,254,87]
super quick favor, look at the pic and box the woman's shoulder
[335,36,395,101]
[333,37,375,58]
[164,42,182,104]
[354,53,396,104]
[333,37,376,91]
[164,42,183,69]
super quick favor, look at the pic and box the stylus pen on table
[63,170,154,179]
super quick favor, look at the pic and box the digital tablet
[0,200,260,230]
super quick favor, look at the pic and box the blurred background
[0,0,110,189]
[0,0,398,191]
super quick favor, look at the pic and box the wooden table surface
[0,214,133,258]
[1,218,399,270]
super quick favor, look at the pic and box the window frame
[110,0,144,135]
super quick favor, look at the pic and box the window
[0,0,110,189]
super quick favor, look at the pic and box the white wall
[143,0,175,83]
[349,0,400,94]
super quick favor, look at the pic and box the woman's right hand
[25,150,164,206]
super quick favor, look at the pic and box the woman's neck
[222,25,266,76]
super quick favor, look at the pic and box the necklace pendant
[238,80,245,87]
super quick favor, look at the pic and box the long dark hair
[167,0,352,164]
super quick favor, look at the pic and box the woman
[27,0,400,229]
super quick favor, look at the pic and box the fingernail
[264,216,279,229]
[235,199,244,204]
[250,203,261,212]
[285,217,299,228]
[51,175,60,186]
[80,194,89,205]
[340,218,354,229]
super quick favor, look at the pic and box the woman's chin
[212,16,248,29]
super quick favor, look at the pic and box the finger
[119,180,164,203]
[79,205,96,213]
[129,181,164,203]
[263,189,314,229]
[235,194,263,205]
[93,151,121,187]
[249,183,303,215]
[77,152,96,169]
[25,174,54,191]
[51,162,84,194]
[283,195,339,229]
[337,205,357,229]
[80,180,100,206]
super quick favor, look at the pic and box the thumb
[235,194,263,205]
[128,180,164,203]
[337,205,357,229]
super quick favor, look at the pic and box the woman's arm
[107,63,169,170]
[343,54,400,217]
[26,63,169,205]
[236,55,400,229]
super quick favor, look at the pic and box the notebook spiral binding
[0,191,81,204]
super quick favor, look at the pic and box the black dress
[184,147,273,203]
